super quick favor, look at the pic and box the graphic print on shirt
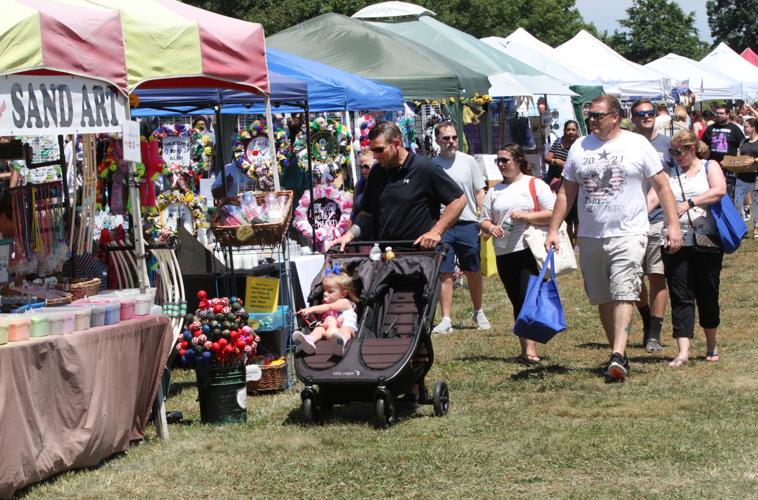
[711,131,729,154]
[580,149,627,212]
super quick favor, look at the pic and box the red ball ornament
[197,290,207,300]
[213,304,224,314]
[179,349,186,356]
[211,342,220,351]
[218,338,228,347]
[224,345,234,354]
[180,341,189,349]
[235,339,246,349]
[198,300,209,309]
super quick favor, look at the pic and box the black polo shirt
[359,150,463,241]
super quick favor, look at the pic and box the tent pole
[214,105,229,197]
[125,105,148,293]
[344,108,358,189]
[304,102,316,251]
[264,95,281,192]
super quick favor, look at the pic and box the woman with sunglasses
[646,129,726,367]
[479,144,555,364]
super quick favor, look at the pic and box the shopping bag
[709,195,747,253]
[480,236,498,277]
[523,222,577,275]
[513,249,567,344]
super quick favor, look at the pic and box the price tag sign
[245,276,280,313]
[122,120,142,162]
[246,364,262,381]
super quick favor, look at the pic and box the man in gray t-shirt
[431,121,489,334]
[631,99,673,353]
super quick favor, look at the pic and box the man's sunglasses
[440,135,458,141]
[369,146,386,154]
[633,110,656,118]
[587,111,618,120]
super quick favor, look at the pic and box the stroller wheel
[433,381,450,417]
[374,395,395,428]
[301,389,321,424]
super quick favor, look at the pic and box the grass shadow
[576,342,609,350]
[510,364,571,381]
[282,400,428,428]
[455,354,512,363]
[167,381,195,398]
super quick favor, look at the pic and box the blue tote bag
[703,161,747,253]
[513,249,567,344]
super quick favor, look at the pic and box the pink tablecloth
[0,315,173,497]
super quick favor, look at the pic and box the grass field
[22,239,758,498]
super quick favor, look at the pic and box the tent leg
[344,109,358,188]
[264,96,281,192]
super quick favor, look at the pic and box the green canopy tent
[268,13,493,144]
[364,14,578,153]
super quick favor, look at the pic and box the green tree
[182,0,593,46]
[606,0,709,64]
[706,0,758,52]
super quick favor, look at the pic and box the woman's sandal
[668,357,688,368]
[516,354,541,365]
[706,351,720,362]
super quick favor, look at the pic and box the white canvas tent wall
[482,29,596,87]
[555,30,668,97]
[700,42,758,100]
[645,53,741,101]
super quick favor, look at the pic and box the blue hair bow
[324,262,341,276]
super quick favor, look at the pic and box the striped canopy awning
[0,0,269,95]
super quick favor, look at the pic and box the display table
[0,315,173,497]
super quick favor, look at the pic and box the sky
[574,0,713,42]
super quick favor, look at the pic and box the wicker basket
[2,285,72,306]
[722,155,757,173]
[55,277,101,300]
[211,191,293,247]
[246,362,288,394]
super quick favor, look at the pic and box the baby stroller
[295,241,450,427]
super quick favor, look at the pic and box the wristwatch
[687,198,695,208]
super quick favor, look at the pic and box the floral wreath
[293,184,352,252]
[151,124,213,185]
[307,116,352,182]
[232,119,293,191]
[145,190,209,243]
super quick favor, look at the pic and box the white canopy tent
[700,42,758,100]
[554,30,669,97]
[352,1,436,18]
[645,53,741,101]
[482,29,596,87]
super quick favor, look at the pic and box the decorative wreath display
[151,124,213,190]
[356,113,376,149]
[307,117,352,183]
[293,184,353,252]
[145,190,209,243]
[232,119,293,191]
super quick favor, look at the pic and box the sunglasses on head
[587,111,617,120]
[495,157,513,164]
[440,135,458,141]
[633,110,656,118]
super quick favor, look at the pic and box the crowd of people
[321,95,757,381]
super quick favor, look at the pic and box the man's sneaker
[292,330,316,355]
[432,317,452,334]
[473,310,491,330]
[606,352,629,380]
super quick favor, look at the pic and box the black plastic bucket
[195,363,247,424]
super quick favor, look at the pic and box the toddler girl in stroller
[292,269,358,357]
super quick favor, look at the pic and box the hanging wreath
[356,113,376,149]
[151,124,212,190]
[293,184,353,252]
[145,190,209,243]
[307,116,352,183]
[232,119,292,191]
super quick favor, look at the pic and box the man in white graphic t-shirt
[546,95,682,381]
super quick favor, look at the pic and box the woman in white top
[479,144,556,364]
[647,129,726,367]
